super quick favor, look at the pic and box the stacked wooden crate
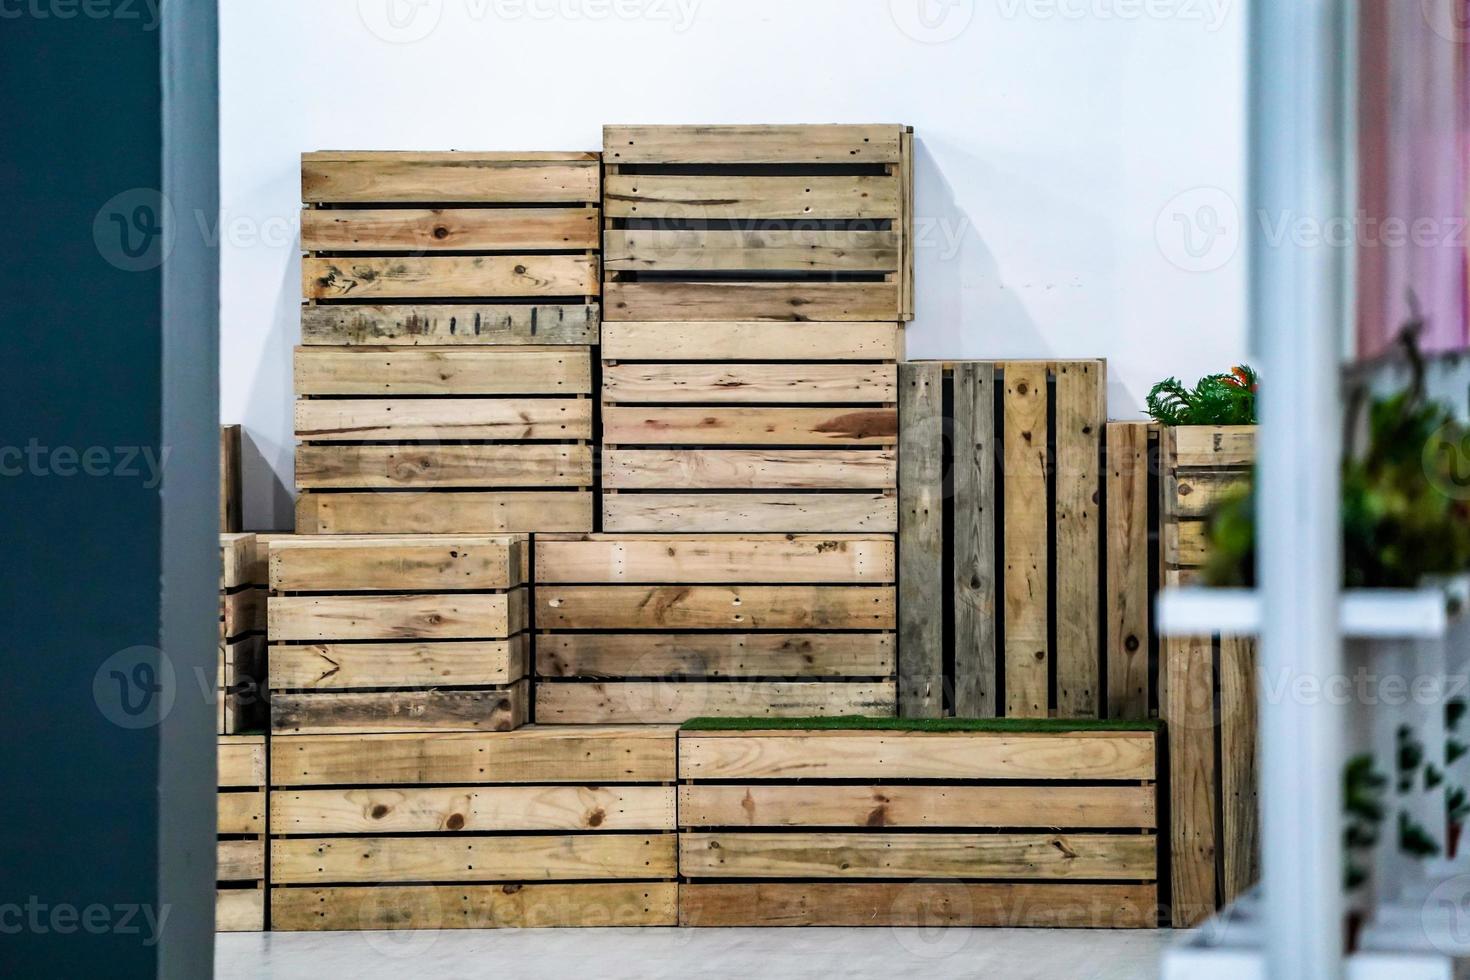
[269,725,678,929]
[676,721,1161,927]
[218,734,268,931]
[295,151,599,535]
[220,533,266,733]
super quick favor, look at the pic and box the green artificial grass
[679,716,1163,733]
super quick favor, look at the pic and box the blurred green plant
[1146,365,1259,426]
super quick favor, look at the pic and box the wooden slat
[269,535,523,592]
[602,361,896,403]
[601,449,894,490]
[1167,425,1257,467]
[678,832,1156,880]
[301,155,599,204]
[604,229,899,273]
[603,124,906,164]
[601,321,901,361]
[1168,468,1252,519]
[534,533,895,584]
[534,681,896,725]
[1220,635,1260,904]
[295,396,592,442]
[604,281,900,323]
[272,785,675,834]
[216,889,265,933]
[304,255,597,301]
[302,208,599,252]
[271,684,527,735]
[294,346,591,396]
[217,790,266,835]
[678,784,1156,829]
[269,638,528,690]
[1002,363,1050,717]
[294,491,593,534]
[679,882,1158,928]
[1163,635,1219,926]
[537,633,895,679]
[1054,361,1105,718]
[271,882,677,931]
[220,426,241,532]
[679,731,1157,781]
[601,493,896,534]
[536,585,894,630]
[899,127,915,321]
[300,303,598,346]
[271,833,677,885]
[270,591,526,642]
[220,587,264,640]
[218,735,267,788]
[898,362,942,718]
[604,173,897,220]
[1164,521,1211,569]
[603,406,897,446]
[295,444,593,490]
[1106,422,1152,719]
[220,533,255,590]
[218,839,265,882]
[953,363,997,717]
[270,726,678,786]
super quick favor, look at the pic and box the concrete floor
[217,928,1170,979]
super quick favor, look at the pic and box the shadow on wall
[238,226,300,531]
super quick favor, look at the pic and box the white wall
[221,0,1248,530]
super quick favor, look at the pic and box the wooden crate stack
[1158,424,1258,926]
[676,723,1161,927]
[220,533,266,734]
[269,726,679,929]
[218,734,267,931]
[295,151,599,535]
[266,534,530,734]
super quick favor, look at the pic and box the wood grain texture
[268,535,524,592]
[1106,422,1152,719]
[271,882,677,931]
[535,585,894,630]
[601,493,896,534]
[270,590,527,642]
[603,281,901,323]
[301,154,600,204]
[220,533,255,590]
[533,533,895,584]
[295,444,593,490]
[953,362,997,717]
[216,889,265,933]
[300,303,598,347]
[294,490,593,535]
[1163,635,1219,926]
[218,790,266,836]
[1219,634,1260,904]
[536,633,896,679]
[269,638,528,690]
[271,785,675,834]
[1054,361,1105,718]
[302,208,599,252]
[220,426,241,532]
[219,735,267,788]
[1167,425,1257,467]
[1168,468,1252,519]
[295,396,592,442]
[603,124,906,164]
[602,406,897,446]
[602,361,896,403]
[304,255,597,301]
[898,362,942,718]
[604,174,900,221]
[1002,363,1050,718]
[294,346,592,396]
[601,321,902,361]
[218,839,265,882]
[601,449,894,490]
[534,681,897,724]
[271,684,527,735]
[604,229,899,273]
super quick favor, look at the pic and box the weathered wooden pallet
[601,321,901,533]
[218,734,267,932]
[675,725,1161,927]
[534,534,898,724]
[1157,425,1259,926]
[221,424,242,532]
[268,725,679,930]
[219,534,267,734]
[266,535,530,734]
[601,125,913,322]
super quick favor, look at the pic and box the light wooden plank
[220,533,255,590]
[1054,361,1105,718]
[534,681,896,725]
[300,303,598,346]
[603,124,906,164]
[301,156,599,204]
[602,361,896,403]
[1168,468,1252,519]
[1164,521,1211,569]
[269,591,527,642]
[533,533,896,584]
[271,883,677,931]
[601,321,901,361]
[535,585,894,630]
[604,174,898,221]
[294,346,591,396]
[271,684,526,735]
[218,735,266,788]
[268,534,523,592]
[294,490,593,535]
[604,281,900,323]
[272,785,675,834]
[1162,635,1219,927]
[302,207,599,252]
[1220,634,1260,904]
[679,731,1157,781]
[295,443,592,490]
[604,229,899,272]
[294,396,592,442]
[899,127,915,321]
[601,492,896,534]
[678,783,1156,829]
[953,363,998,717]
[898,362,943,718]
[536,633,896,679]
[217,790,266,836]
[1106,422,1152,719]
[1167,425,1257,467]
[270,726,679,787]
[271,833,677,885]
[603,406,897,446]
[216,889,265,933]
[602,449,894,491]
[1003,363,1050,718]
[269,638,527,690]
[220,587,265,640]
[218,839,265,882]
[679,832,1156,880]
[304,255,597,301]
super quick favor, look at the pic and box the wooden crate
[601,321,901,533]
[218,734,267,932]
[1157,425,1258,926]
[534,534,897,724]
[268,725,679,930]
[676,723,1161,927]
[897,361,1129,720]
[602,124,913,322]
[266,535,530,734]
[220,534,266,734]
[221,424,242,532]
